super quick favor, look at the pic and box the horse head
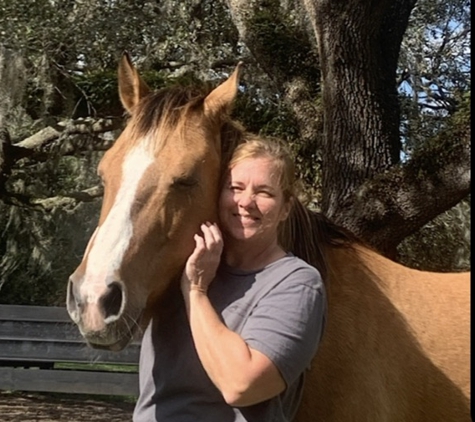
[67,53,242,350]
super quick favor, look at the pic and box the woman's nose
[237,190,255,208]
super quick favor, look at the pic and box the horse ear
[118,52,151,113]
[204,62,243,118]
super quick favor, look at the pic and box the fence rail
[0,304,140,396]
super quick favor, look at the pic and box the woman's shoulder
[265,254,323,289]
[274,253,321,275]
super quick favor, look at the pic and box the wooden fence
[0,304,140,396]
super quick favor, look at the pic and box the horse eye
[172,176,198,189]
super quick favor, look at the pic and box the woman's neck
[222,237,287,271]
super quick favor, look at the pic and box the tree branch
[1,117,119,208]
[16,117,122,150]
[336,127,471,256]
[1,185,103,211]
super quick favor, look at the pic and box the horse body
[297,245,470,422]
[67,55,470,420]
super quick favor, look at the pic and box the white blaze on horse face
[81,141,154,303]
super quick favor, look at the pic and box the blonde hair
[227,135,297,203]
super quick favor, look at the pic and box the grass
[54,362,139,373]
[0,389,137,405]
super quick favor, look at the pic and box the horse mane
[279,200,360,283]
[128,84,248,159]
[129,85,210,149]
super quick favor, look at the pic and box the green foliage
[71,71,121,117]
[451,90,471,128]
[0,200,101,305]
[398,0,471,154]
[0,0,470,307]
[247,0,320,93]
[0,150,103,305]
[70,69,202,117]
[398,197,470,271]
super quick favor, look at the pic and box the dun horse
[67,54,470,421]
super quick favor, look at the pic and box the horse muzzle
[66,275,138,350]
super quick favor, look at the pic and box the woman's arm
[185,290,286,406]
[181,223,286,406]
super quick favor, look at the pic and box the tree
[0,0,470,303]
[398,0,470,152]
[226,0,470,256]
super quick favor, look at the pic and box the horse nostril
[101,282,124,320]
[66,278,81,323]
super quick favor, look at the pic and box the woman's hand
[181,222,223,296]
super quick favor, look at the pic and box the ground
[0,391,135,422]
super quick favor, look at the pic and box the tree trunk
[303,0,417,218]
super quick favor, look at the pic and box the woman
[134,137,326,422]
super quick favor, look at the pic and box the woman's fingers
[194,234,206,252]
[183,223,223,294]
[201,222,223,251]
[207,223,223,244]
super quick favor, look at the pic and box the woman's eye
[258,190,273,197]
[230,185,243,192]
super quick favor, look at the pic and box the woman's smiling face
[218,157,291,244]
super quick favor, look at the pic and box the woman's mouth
[234,213,258,221]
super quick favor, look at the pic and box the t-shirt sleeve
[241,266,326,387]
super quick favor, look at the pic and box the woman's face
[219,157,290,244]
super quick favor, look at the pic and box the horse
[67,53,470,421]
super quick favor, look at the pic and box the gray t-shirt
[133,254,326,422]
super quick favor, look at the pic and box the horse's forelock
[127,86,210,151]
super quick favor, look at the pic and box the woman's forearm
[184,290,285,406]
